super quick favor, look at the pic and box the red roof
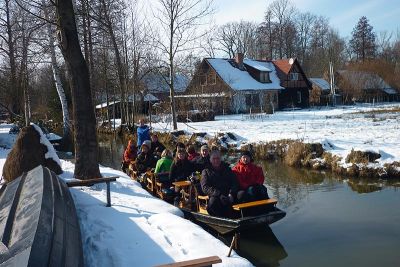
[272,59,293,75]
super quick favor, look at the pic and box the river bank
[103,103,400,179]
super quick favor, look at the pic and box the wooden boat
[130,170,286,235]
[0,165,83,266]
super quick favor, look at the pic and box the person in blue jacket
[137,119,151,147]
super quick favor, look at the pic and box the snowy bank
[0,124,252,266]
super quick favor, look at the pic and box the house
[180,54,284,114]
[272,58,312,109]
[336,70,399,103]
[180,54,311,115]
[309,78,342,106]
[142,73,189,101]
[95,93,159,120]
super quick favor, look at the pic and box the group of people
[122,119,269,218]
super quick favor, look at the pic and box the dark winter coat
[150,141,166,155]
[169,159,195,182]
[195,155,210,172]
[201,162,239,197]
[136,151,155,173]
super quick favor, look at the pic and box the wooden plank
[155,256,222,267]
[66,176,118,187]
[172,181,191,187]
[232,198,277,211]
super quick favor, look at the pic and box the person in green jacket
[155,149,173,183]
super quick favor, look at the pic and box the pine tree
[350,16,376,61]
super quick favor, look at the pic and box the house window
[297,91,302,103]
[200,74,206,85]
[289,72,299,81]
[260,72,270,83]
[245,93,259,107]
[207,73,216,85]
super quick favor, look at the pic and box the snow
[31,124,62,167]
[207,58,284,91]
[0,124,252,266]
[243,59,271,72]
[153,103,400,168]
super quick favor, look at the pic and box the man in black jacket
[201,150,238,217]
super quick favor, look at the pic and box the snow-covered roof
[143,73,189,93]
[96,94,159,109]
[309,78,331,91]
[243,59,271,72]
[206,58,284,91]
[175,93,228,98]
[96,100,119,109]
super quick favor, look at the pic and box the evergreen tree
[350,16,376,61]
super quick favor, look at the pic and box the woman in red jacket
[232,151,269,203]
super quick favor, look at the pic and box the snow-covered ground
[151,103,400,168]
[0,124,252,267]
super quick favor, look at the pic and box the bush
[346,149,381,164]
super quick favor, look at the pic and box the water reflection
[238,226,287,267]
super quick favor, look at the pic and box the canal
[98,135,400,267]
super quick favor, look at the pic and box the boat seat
[232,198,277,217]
[232,198,277,210]
[146,172,156,194]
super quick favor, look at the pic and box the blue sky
[213,0,400,38]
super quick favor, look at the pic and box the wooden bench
[173,180,194,209]
[155,255,222,267]
[232,198,277,217]
[66,176,118,207]
[0,165,83,266]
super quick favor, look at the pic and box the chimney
[235,52,244,70]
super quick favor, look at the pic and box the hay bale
[2,125,62,183]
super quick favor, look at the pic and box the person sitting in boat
[150,133,165,159]
[136,119,151,148]
[121,140,137,173]
[173,142,186,157]
[135,141,156,174]
[201,150,239,218]
[195,145,210,172]
[186,145,199,161]
[232,151,269,203]
[155,149,173,184]
[170,148,195,206]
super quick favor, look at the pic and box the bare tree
[55,0,101,179]
[152,0,214,130]
[43,1,72,150]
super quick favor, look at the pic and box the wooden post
[106,181,111,207]
[227,233,238,257]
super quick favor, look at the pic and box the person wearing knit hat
[232,150,269,203]
[135,141,156,174]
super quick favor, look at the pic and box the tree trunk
[44,3,72,151]
[55,0,100,179]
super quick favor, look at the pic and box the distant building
[179,54,311,114]
[309,78,342,106]
[336,70,399,103]
[142,73,190,101]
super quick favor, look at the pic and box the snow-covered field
[152,103,400,168]
[0,124,251,267]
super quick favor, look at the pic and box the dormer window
[260,72,270,83]
[289,72,299,81]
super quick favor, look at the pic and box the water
[98,135,400,267]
